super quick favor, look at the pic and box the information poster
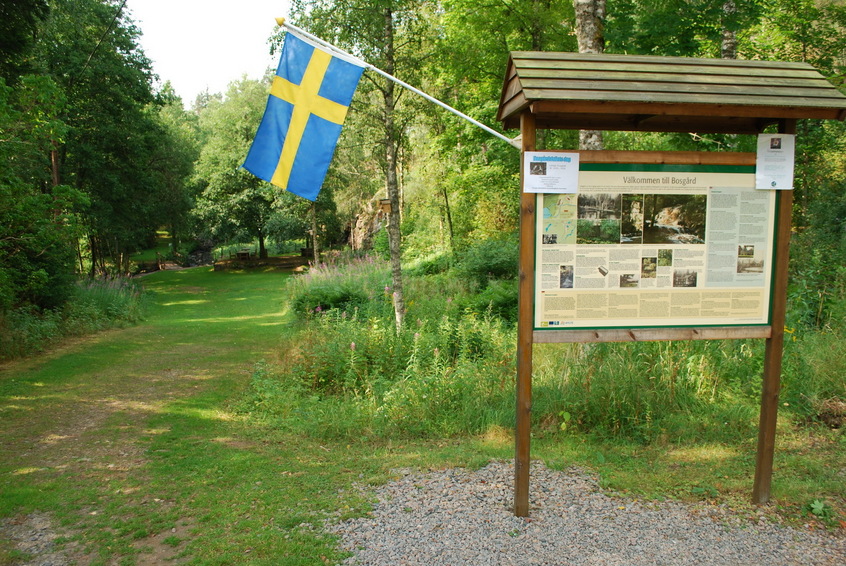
[523,152,580,193]
[756,133,795,190]
[535,162,776,330]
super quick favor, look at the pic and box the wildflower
[315,305,322,313]
[350,342,356,351]
[414,332,420,341]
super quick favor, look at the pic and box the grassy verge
[1,261,843,565]
[0,277,144,361]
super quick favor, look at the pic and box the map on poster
[535,161,777,330]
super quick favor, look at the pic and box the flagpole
[276,18,521,150]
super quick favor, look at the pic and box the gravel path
[329,460,845,566]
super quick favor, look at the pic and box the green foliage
[0,277,144,361]
[456,235,519,287]
[243,253,841,447]
[805,499,837,526]
[406,253,453,276]
[0,75,82,311]
[192,78,325,255]
[372,227,391,260]
[287,253,393,316]
[458,279,518,323]
[241,308,516,438]
[0,0,49,82]
[606,0,764,57]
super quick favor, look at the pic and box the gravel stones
[0,512,70,566]
[329,460,845,565]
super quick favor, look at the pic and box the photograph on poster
[641,257,657,279]
[560,265,574,288]
[673,269,699,287]
[621,195,645,243]
[577,193,622,244]
[737,244,766,273]
[643,194,707,245]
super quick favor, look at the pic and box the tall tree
[0,74,82,310]
[422,0,573,250]
[36,0,175,273]
[291,0,436,329]
[575,0,606,150]
[721,0,738,59]
[193,78,274,257]
[0,0,49,83]
[147,83,201,253]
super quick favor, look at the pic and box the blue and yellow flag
[242,32,365,201]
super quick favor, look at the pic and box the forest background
[2,0,845,470]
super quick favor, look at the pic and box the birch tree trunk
[383,6,406,329]
[574,0,606,150]
[311,202,319,263]
[721,1,738,59]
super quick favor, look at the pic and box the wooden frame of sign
[496,51,846,517]
[514,131,794,517]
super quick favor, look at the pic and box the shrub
[247,238,844,446]
[286,253,392,317]
[458,279,518,322]
[532,340,762,443]
[457,235,518,287]
[406,253,452,277]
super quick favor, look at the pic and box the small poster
[756,134,795,190]
[523,152,580,193]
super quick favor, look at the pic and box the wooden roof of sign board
[497,52,846,134]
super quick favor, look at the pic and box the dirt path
[0,268,291,565]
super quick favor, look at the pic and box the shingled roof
[497,52,846,134]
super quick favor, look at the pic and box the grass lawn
[0,266,842,565]
[130,231,172,263]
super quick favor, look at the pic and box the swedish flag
[242,32,365,201]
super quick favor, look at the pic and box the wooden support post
[514,111,536,517]
[752,119,796,504]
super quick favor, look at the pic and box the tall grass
[287,252,394,317]
[0,277,144,360]
[241,252,845,444]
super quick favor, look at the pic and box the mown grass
[1,258,843,565]
[130,231,172,263]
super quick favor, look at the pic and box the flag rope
[276,18,521,150]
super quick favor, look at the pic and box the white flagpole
[276,18,521,150]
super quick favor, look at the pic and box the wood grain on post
[514,111,536,517]
[752,119,797,504]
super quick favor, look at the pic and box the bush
[406,253,452,277]
[246,237,844,446]
[286,252,393,317]
[533,340,762,443]
[457,235,518,287]
[458,279,518,322]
